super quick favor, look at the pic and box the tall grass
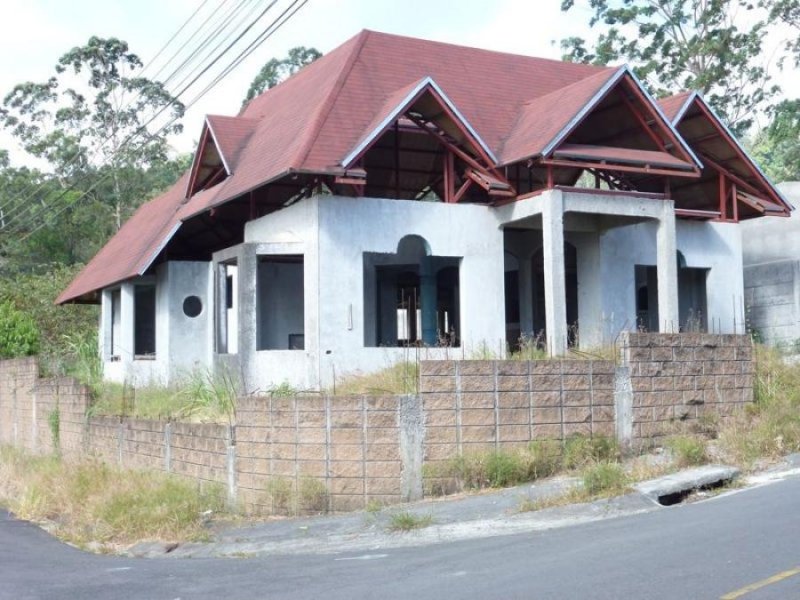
[334,362,418,396]
[718,346,800,468]
[0,447,226,547]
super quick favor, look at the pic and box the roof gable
[661,92,792,216]
[341,77,497,168]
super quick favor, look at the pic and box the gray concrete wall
[741,183,800,347]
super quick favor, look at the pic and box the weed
[298,476,328,513]
[717,346,800,468]
[562,434,619,470]
[333,362,418,396]
[665,435,708,468]
[582,462,629,496]
[365,499,384,514]
[0,446,226,546]
[47,408,60,454]
[265,477,294,514]
[62,332,103,398]
[269,381,298,397]
[388,511,433,532]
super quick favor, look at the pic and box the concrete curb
[633,465,740,503]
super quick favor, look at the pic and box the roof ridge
[295,30,372,168]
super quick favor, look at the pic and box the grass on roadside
[717,346,800,469]
[388,511,434,532]
[0,446,226,549]
[519,461,630,512]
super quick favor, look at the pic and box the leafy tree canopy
[243,46,322,104]
[560,0,778,134]
[1,37,186,230]
[767,0,800,64]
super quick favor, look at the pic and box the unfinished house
[57,31,791,391]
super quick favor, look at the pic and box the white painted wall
[100,261,212,387]
[600,219,744,338]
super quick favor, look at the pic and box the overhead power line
[3,0,296,232]
[9,0,309,243]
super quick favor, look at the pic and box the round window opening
[183,295,203,318]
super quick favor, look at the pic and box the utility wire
[2,0,272,229]
[1,0,234,223]
[12,0,308,242]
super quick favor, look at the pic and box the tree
[751,99,800,182]
[560,0,777,134]
[244,46,322,103]
[1,37,185,230]
[767,0,800,64]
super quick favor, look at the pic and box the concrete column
[542,191,568,356]
[120,283,135,363]
[237,244,258,390]
[100,289,112,361]
[518,256,534,337]
[420,257,437,345]
[656,201,679,332]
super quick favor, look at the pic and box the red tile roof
[58,30,707,303]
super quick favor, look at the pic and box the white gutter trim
[138,221,182,276]
[686,92,794,211]
[541,67,627,157]
[341,76,497,167]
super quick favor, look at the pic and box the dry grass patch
[717,346,800,469]
[0,447,226,549]
[333,362,418,396]
[388,511,433,532]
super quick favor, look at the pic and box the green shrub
[666,435,708,468]
[0,301,39,358]
[388,511,433,532]
[582,462,628,496]
[563,434,619,470]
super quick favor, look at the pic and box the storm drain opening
[656,479,732,506]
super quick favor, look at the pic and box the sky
[0,0,796,166]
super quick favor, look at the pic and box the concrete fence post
[226,424,237,509]
[164,422,172,473]
[399,394,424,502]
[31,387,38,453]
[117,422,125,466]
[614,367,633,448]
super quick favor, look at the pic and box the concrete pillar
[420,257,437,346]
[542,191,568,356]
[656,201,679,332]
[518,256,534,337]
[120,283,135,362]
[237,245,258,390]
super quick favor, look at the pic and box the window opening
[134,285,156,358]
[257,255,304,350]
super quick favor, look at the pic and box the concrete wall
[0,334,754,513]
[99,261,213,386]
[600,219,744,339]
[617,332,754,444]
[741,183,800,347]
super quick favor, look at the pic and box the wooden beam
[539,159,701,179]
[675,208,721,219]
[719,172,727,221]
[453,178,473,203]
[444,150,455,203]
[619,93,669,152]
[703,153,764,200]
[732,182,739,222]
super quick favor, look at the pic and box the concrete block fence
[0,333,754,514]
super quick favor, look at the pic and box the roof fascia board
[342,77,432,167]
[672,91,699,124]
[205,118,233,175]
[137,221,183,276]
[341,76,497,167]
[185,122,210,199]
[541,67,627,157]
[688,93,794,212]
[625,68,703,169]
[426,79,498,164]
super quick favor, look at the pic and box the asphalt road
[3,475,800,600]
